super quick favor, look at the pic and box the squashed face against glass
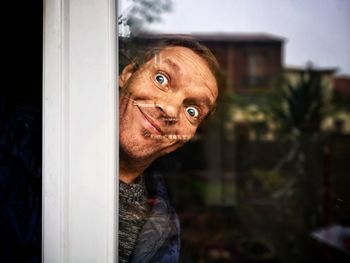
[119,46,218,161]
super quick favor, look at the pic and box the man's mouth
[136,105,191,142]
[146,134,192,141]
[137,105,164,135]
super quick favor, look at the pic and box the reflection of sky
[120,0,350,75]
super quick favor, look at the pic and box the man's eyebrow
[187,95,215,110]
[161,58,181,73]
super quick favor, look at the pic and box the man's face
[119,46,218,162]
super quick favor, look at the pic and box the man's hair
[119,35,221,86]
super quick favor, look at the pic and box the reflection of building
[334,76,350,96]
[331,76,350,133]
[195,33,286,142]
[195,33,284,93]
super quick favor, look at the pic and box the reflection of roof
[285,65,337,74]
[193,32,285,43]
[136,32,285,43]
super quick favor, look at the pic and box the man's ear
[119,64,134,88]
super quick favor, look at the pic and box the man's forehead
[152,46,204,66]
[146,55,182,75]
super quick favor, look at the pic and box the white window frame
[43,0,118,262]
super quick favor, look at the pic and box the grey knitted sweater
[119,176,150,263]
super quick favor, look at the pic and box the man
[119,37,220,263]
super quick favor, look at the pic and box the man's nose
[155,99,180,123]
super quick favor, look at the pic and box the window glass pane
[118,1,350,262]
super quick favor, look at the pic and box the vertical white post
[43,0,118,262]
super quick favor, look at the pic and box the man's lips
[136,105,192,141]
[137,106,164,135]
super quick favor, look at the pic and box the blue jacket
[129,172,180,263]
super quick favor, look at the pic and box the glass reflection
[119,1,350,262]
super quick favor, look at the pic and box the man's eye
[154,73,169,86]
[186,106,200,118]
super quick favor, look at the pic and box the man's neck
[119,167,142,184]
[119,156,151,184]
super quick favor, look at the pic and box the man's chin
[120,135,184,163]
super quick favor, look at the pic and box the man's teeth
[148,134,191,141]
[149,134,163,140]
[165,135,176,140]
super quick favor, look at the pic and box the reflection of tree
[271,69,327,137]
[268,68,331,261]
[273,69,329,215]
[118,0,173,35]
